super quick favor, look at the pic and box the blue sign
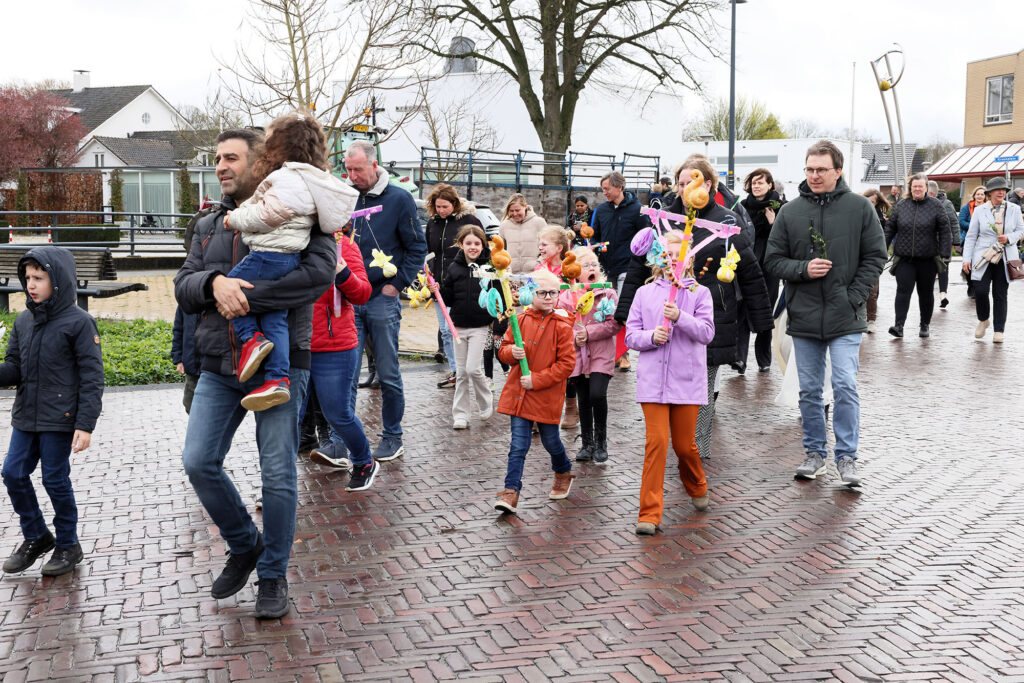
[995,156,1019,163]
[718,171,727,177]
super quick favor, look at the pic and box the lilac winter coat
[625,278,715,405]
[556,288,621,377]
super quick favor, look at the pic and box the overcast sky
[3,0,1019,146]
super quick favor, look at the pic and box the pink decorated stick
[333,206,383,316]
[424,253,460,343]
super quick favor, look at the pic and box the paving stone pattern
[1,276,1023,681]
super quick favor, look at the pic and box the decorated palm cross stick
[334,205,385,316]
[635,170,742,328]
[488,236,530,376]
[423,253,460,343]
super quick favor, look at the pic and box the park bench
[0,246,148,312]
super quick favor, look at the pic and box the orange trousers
[639,403,707,525]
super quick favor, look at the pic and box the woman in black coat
[738,168,786,371]
[616,158,773,459]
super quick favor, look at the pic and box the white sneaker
[479,403,493,421]
[993,331,1005,343]
[866,321,876,334]
[453,419,469,430]
[975,319,990,339]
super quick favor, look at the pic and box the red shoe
[241,378,290,412]
[238,333,274,382]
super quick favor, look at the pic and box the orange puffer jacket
[497,307,576,424]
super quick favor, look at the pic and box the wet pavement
[1,273,1023,681]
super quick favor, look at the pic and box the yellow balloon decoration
[717,245,740,283]
[576,290,595,316]
[370,249,397,278]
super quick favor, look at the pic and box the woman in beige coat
[498,194,547,273]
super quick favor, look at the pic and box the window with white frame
[94,153,104,167]
[986,74,1014,124]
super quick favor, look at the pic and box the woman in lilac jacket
[625,234,715,536]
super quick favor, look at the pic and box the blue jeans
[434,303,456,373]
[305,349,371,466]
[182,367,309,578]
[351,294,404,439]
[2,430,77,546]
[228,251,301,382]
[791,334,862,461]
[504,416,572,491]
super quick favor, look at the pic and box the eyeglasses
[804,167,836,176]
[581,262,600,269]
[535,290,559,298]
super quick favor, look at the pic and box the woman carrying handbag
[962,177,1024,343]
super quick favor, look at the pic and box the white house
[52,71,216,220]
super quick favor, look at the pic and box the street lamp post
[699,133,714,161]
[727,0,747,192]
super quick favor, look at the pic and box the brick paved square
[0,274,1022,680]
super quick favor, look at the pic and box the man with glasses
[763,141,886,487]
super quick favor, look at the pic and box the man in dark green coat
[764,140,886,488]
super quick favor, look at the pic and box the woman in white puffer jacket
[222,110,358,411]
[498,194,547,273]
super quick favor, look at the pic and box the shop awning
[927,142,1024,181]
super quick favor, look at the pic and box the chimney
[72,70,91,93]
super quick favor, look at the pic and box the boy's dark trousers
[1,429,78,547]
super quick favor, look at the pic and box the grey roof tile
[50,86,150,132]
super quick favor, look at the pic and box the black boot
[575,430,594,461]
[888,323,904,338]
[359,352,378,388]
[592,422,609,464]
[299,406,318,454]
[313,403,330,447]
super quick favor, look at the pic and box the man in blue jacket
[592,171,650,291]
[344,140,427,462]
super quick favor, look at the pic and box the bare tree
[175,88,249,157]
[682,98,787,142]
[410,82,503,181]
[414,0,719,156]
[218,0,433,136]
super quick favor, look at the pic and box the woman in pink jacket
[557,247,620,464]
[625,232,715,536]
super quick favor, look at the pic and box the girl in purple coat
[625,231,715,536]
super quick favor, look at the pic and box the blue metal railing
[419,147,660,198]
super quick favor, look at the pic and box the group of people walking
[1,112,1018,626]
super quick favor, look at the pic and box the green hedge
[0,313,182,387]
[53,225,120,246]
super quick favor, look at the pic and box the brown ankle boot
[561,397,579,428]
[549,472,576,499]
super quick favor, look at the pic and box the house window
[141,112,151,124]
[94,153,104,167]
[986,74,1014,124]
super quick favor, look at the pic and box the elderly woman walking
[962,177,1024,343]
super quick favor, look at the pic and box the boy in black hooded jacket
[1,246,104,577]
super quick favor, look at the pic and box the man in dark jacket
[765,141,886,488]
[344,140,427,462]
[174,129,335,619]
[0,246,104,578]
[593,171,651,288]
[885,175,952,338]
